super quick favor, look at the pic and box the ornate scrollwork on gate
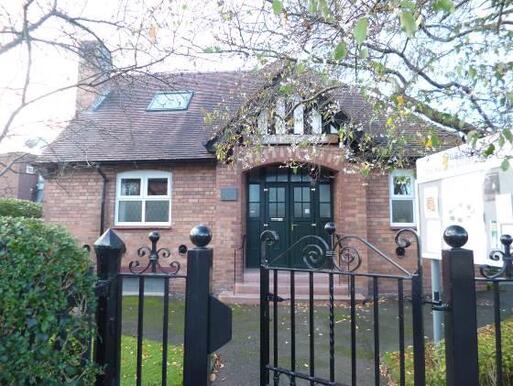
[260,222,421,277]
[335,244,362,273]
[128,231,183,275]
[395,228,423,273]
[260,229,334,270]
[480,234,513,279]
[302,238,331,269]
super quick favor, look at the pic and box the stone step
[242,271,347,285]
[235,282,349,296]
[218,291,366,305]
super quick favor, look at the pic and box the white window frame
[147,91,193,111]
[389,169,416,227]
[115,170,172,226]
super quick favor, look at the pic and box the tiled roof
[42,70,264,163]
[327,86,460,154]
[41,66,459,163]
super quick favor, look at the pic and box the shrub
[0,217,97,385]
[382,318,513,385]
[0,198,42,218]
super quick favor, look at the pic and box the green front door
[265,184,289,266]
[245,166,333,268]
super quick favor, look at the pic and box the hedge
[0,217,98,385]
[0,198,42,218]
[382,318,513,385]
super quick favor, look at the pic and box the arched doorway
[245,164,335,268]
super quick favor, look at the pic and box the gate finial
[190,224,212,248]
[443,225,468,249]
[324,222,336,235]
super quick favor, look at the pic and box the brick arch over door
[240,146,345,172]
[213,146,370,290]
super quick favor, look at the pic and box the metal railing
[93,225,232,386]
[259,222,425,386]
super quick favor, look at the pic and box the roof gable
[41,64,460,164]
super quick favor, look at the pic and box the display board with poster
[417,137,513,266]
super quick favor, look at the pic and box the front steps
[218,270,366,304]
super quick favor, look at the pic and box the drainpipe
[96,165,108,236]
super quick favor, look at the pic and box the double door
[246,179,332,268]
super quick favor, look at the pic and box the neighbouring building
[39,44,459,300]
[0,152,42,202]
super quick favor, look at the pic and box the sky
[2,0,502,155]
[0,0,246,154]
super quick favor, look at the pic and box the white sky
[0,0,246,154]
[3,0,497,155]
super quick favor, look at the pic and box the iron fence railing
[93,225,231,386]
[259,222,425,386]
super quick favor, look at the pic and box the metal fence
[259,223,425,386]
[93,225,231,386]
[91,222,513,386]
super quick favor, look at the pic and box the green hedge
[0,198,42,218]
[382,318,513,385]
[0,217,98,385]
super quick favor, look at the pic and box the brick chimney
[75,41,112,114]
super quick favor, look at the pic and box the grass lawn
[120,336,183,386]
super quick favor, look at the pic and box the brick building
[0,153,41,202]
[40,48,458,300]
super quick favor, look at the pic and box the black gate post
[259,230,278,386]
[411,272,426,386]
[260,261,270,386]
[94,229,126,386]
[442,225,479,386]
[183,225,213,386]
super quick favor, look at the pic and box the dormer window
[147,91,193,111]
[260,96,347,138]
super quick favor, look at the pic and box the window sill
[390,224,417,230]
[113,225,172,231]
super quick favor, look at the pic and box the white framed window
[389,169,416,227]
[115,171,172,226]
[25,165,35,174]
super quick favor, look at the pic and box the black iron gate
[93,225,232,386]
[259,222,425,386]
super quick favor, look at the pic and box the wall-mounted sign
[220,187,238,201]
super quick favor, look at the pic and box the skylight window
[90,90,111,111]
[147,91,193,111]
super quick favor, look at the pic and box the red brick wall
[365,173,427,294]
[43,163,217,287]
[43,148,432,296]
[43,167,103,247]
[0,165,19,198]
[0,153,34,199]
[213,163,244,291]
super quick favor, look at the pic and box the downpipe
[96,165,108,236]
